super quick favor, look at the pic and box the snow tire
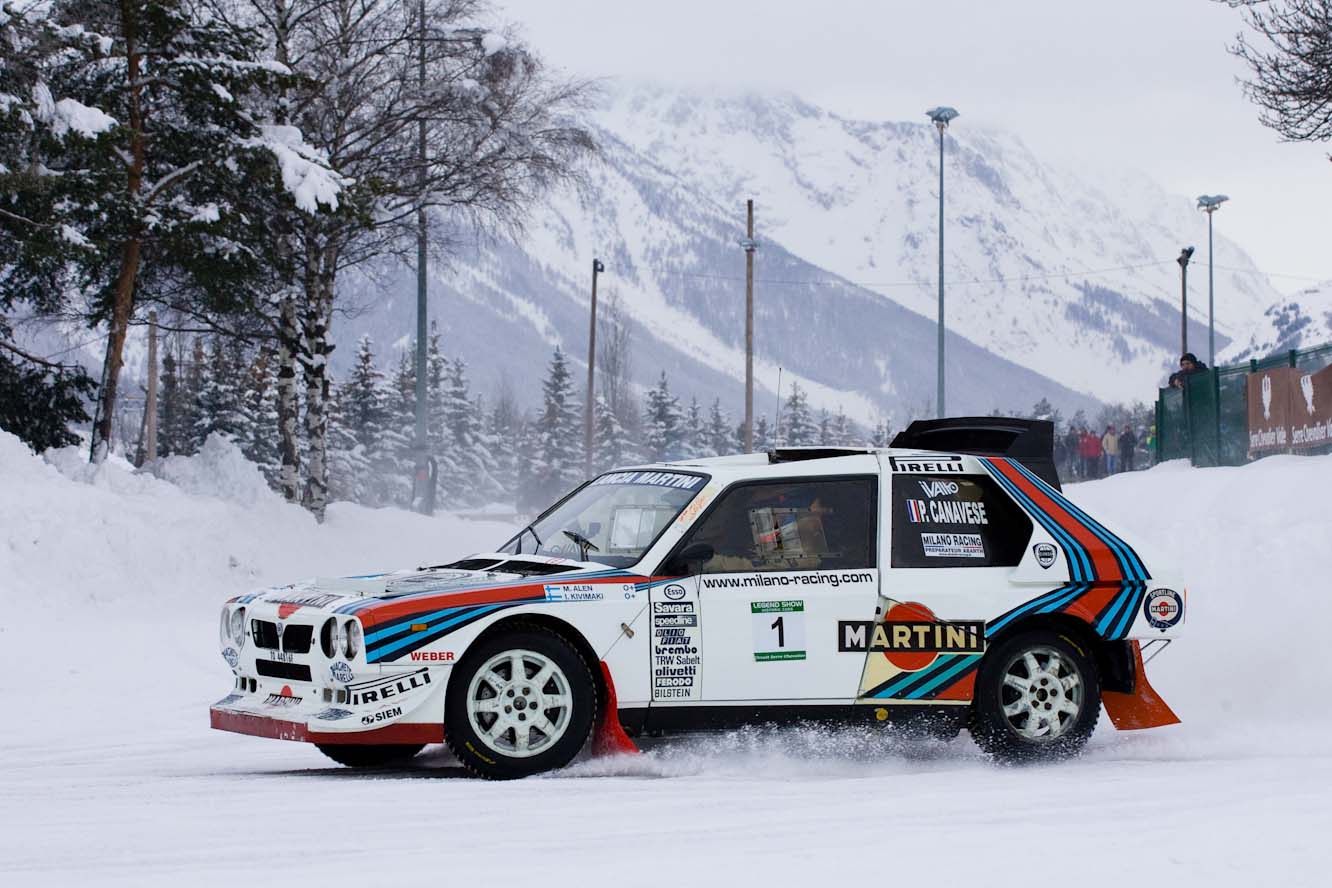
[315,743,425,768]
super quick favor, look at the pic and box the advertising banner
[1247,366,1332,453]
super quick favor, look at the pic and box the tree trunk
[91,7,145,463]
[276,295,301,502]
[300,243,336,522]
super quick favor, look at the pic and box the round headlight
[220,608,232,644]
[344,620,362,659]
[230,607,246,648]
[332,620,347,657]
[320,617,338,658]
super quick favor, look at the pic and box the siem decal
[1143,588,1184,631]
[360,705,403,727]
[346,669,432,706]
[1033,542,1058,569]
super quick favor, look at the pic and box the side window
[683,478,876,574]
[890,475,1031,568]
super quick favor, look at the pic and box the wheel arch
[450,612,609,711]
[987,613,1134,694]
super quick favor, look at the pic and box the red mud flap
[1102,641,1181,730]
[210,707,443,745]
[592,661,640,756]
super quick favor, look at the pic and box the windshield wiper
[562,529,600,561]
[514,523,542,555]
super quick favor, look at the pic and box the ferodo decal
[852,602,986,703]
[750,600,806,662]
[1143,588,1183,631]
[346,668,432,706]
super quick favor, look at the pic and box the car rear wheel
[444,625,596,779]
[969,630,1099,762]
[315,743,425,768]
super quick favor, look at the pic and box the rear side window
[890,475,1031,568]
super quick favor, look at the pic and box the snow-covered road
[2,435,1330,886]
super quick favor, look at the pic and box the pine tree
[593,395,630,473]
[684,396,708,458]
[487,381,521,504]
[707,399,733,457]
[643,371,685,462]
[740,415,773,453]
[178,338,207,454]
[194,337,248,443]
[528,347,582,508]
[832,407,851,446]
[870,419,892,448]
[780,381,817,446]
[157,347,185,456]
[817,409,832,445]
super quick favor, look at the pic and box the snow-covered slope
[2,431,1330,885]
[1227,280,1332,360]
[338,82,1284,420]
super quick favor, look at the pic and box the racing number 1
[751,601,807,662]
[771,616,785,648]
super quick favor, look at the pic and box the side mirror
[663,542,714,577]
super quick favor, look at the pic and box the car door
[659,473,880,704]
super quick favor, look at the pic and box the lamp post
[1177,246,1195,356]
[1196,194,1229,368]
[584,258,604,478]
[926,105,959,418]
[739,200,758,452]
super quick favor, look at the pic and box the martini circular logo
[880,602,941,671]
[1143,588,1183,631]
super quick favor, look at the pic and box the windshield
[499,470,709,567]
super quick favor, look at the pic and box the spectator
[1102,425,1120,474]
[1168,352,1208,389]
[1079,428,1102,479]
[1120,424,1138,472]
[1064,427,1082,479]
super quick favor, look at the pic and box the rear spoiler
[890,417,1062,491]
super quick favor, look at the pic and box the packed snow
[1,432,1330,886]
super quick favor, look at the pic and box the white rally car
[212,419,1184,779]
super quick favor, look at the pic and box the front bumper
[209,705,443,745]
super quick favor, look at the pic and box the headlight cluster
[321,617,362,660]
[220,605,247,649]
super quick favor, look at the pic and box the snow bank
[0,430,512,611]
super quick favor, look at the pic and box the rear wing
[890,417,1062,491]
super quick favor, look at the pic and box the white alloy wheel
[465,649,574,758]
[999,645,1085,741]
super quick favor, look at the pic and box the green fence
[1155,342,1332,467]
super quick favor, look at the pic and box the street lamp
[739,199,758,453]
[926,105,959,418]
[1177,246,1195,356]
[1196,194,1229,368]
[584,258,604,478]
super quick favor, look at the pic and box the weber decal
[346,668,432,706]
[652,595,701,701]
[1143,588,1183,631]
[920,532,985,558]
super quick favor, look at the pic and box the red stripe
[210,707,444,745]
[989,459,1124,581]
[357,584,547,630]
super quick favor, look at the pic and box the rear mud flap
[1102,641,1181,730]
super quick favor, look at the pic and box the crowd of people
[1056,423,1152,481]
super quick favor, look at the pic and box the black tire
[969,629,1100,762]
[444,624,596,780]
[315,743,425,768]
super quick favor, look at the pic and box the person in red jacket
[1079,428,1103,479]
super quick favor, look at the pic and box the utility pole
[584,257,604,478]
[1177,246,1195,356]
[926,106,958,418]
[739,200,758,452]
[1197,195,1229,368]
[144,310,158,462]
[412,0,431,514]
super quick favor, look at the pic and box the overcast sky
[499,0,1331,293]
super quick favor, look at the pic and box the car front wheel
[969,630,1100,762]
[444,626,596,779]
[315,743,425,768]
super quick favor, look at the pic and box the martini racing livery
[211,419,1184,779]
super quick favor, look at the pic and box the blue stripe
[367,602,511,661]
[1109,583,1145,639]
[987,583,1085,636]
[905,654,983,699]
[1008,459,1149,582]
[869,654,967,699]
[1093,586,1134,636]
[982,460,1090,582]
[365,602,487,644]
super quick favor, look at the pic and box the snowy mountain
[336,82,1286,421]
[1226,280,1332,360]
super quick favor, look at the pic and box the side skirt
[625,703,967,737]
